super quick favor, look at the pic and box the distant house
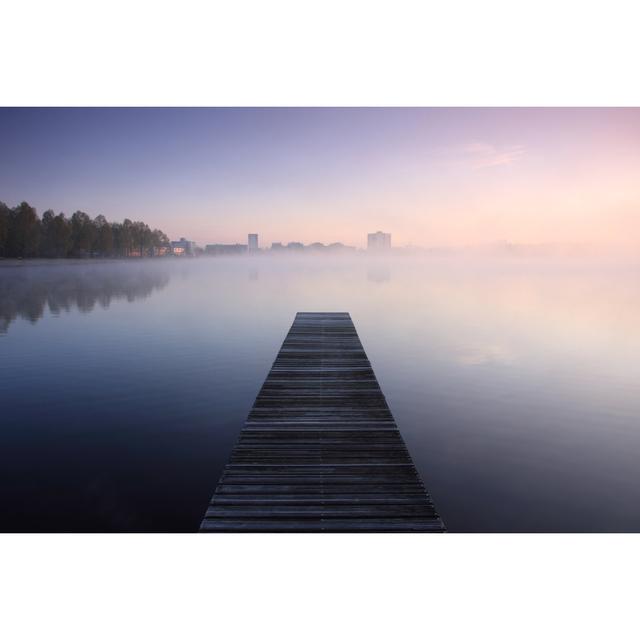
[248,234,259,251]
[269,241,356,253]
[328,242,356,253]
[152,245,171,257]
[205,244,248,256]
[171,237,196,256]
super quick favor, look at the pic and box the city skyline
[1,108,639,250]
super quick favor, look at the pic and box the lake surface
[2,256,640,532]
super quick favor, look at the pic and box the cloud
[462,142,525,169]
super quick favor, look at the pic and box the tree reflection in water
[0,261,171,333]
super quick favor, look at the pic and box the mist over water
[2,255,640,531]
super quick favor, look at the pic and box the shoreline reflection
[0,262,170,333]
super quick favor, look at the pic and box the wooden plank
[200,312,445,533]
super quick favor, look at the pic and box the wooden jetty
[200,312,445,532]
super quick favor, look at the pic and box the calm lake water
[2,256,640,532]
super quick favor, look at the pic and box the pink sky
[2,108,639,249]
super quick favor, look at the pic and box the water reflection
[367,264,391,283]
[3,256,640,531]
[454,343,516,366]
[0,261,170,333]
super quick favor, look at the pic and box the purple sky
[1,108,639,248]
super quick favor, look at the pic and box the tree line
[0,201,170,259]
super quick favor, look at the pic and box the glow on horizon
[1,108,639,250]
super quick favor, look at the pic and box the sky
[1,107,639,249]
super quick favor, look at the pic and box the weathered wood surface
[200,312,445,532]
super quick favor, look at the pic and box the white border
[1,534,639,639]
[2,0,640,106]
[2,1,640,637]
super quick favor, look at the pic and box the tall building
[367,231,391,251]
[248,234,259,251]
